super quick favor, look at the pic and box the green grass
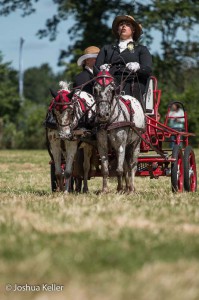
[0,149,199,300]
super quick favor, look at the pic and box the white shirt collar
[118,38,133,52]
[85,66,93,74]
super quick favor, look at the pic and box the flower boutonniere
[127,41,135,53]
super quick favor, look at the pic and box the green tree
[0,52,21,121]
[0,52,21,148]
[24,63,59,105]
[146,0,199,91]
[0,0,38,16]
[17,100,47,149]
[0,52,55,149]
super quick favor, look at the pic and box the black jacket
[95,42,152,101]
[73,68,95,95]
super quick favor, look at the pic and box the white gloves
[126,62,140,72]
[100,64,110,71]
[100,62,140,72]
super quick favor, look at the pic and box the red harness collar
[75,96,87,113]
[120,97,135,114]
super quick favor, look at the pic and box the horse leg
[97,130,109,193]
[126,140,140,193]
[61,144,72,193]
[123,159,130,192]
[109,130,127,192]
[115,144,126,192]
[90,147,99,176]
[72,148,83,192]
[82,143,93,193]
[48,129,64,191]
[75,177,82,193]
[114,143,126,192]
[124,144,134,193]
[65,177,73,193]
[63,141,78,192]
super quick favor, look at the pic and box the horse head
[94,71,115,123]
[50,86,96,140]
[51,89,75,140]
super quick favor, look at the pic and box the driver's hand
[100,64,110,71]
[126,62,140,72]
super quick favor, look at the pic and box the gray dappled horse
[94,70,145,193]
[47,84,96,193]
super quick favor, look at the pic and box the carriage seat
[143,77,154,115]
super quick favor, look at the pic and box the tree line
[0,0,198,148]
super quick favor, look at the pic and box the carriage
[135,76,197,192]
[47,74,197,193]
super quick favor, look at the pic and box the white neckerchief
[85,66,93,74]
[118,38,133,52]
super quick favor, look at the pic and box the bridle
[94,71,122,125]
[49,91,78,139]
[51,90,96,139]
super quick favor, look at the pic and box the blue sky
[0,0,72,73]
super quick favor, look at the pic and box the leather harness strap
[107,121,137,131]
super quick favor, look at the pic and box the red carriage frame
[136,76,197,192]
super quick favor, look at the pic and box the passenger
[74,46,100,95]
[95,15,152,103]
[168,103,185,148]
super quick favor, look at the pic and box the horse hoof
[117,189,125,194]
[126,187,136,194]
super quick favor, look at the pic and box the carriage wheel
[171,145,184,193]
[50,163,57,192]
[184,146,197,192]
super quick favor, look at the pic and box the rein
[71,76,98,92]
[75,100,96,125]
[107,121,137,131]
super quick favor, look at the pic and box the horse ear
[49,88,58,98]
[67,90,74,100]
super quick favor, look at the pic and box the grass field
[0,149,199,300]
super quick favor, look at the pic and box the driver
[95,15,152,103]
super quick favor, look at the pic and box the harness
[119,96,135,115]
[48,89,96,140]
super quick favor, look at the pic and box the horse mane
[59,81,71,92]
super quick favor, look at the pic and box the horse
[94,70,145,193]
[46,81,96,193]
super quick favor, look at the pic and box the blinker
[54,90,72,111]
[96,71,114,87]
